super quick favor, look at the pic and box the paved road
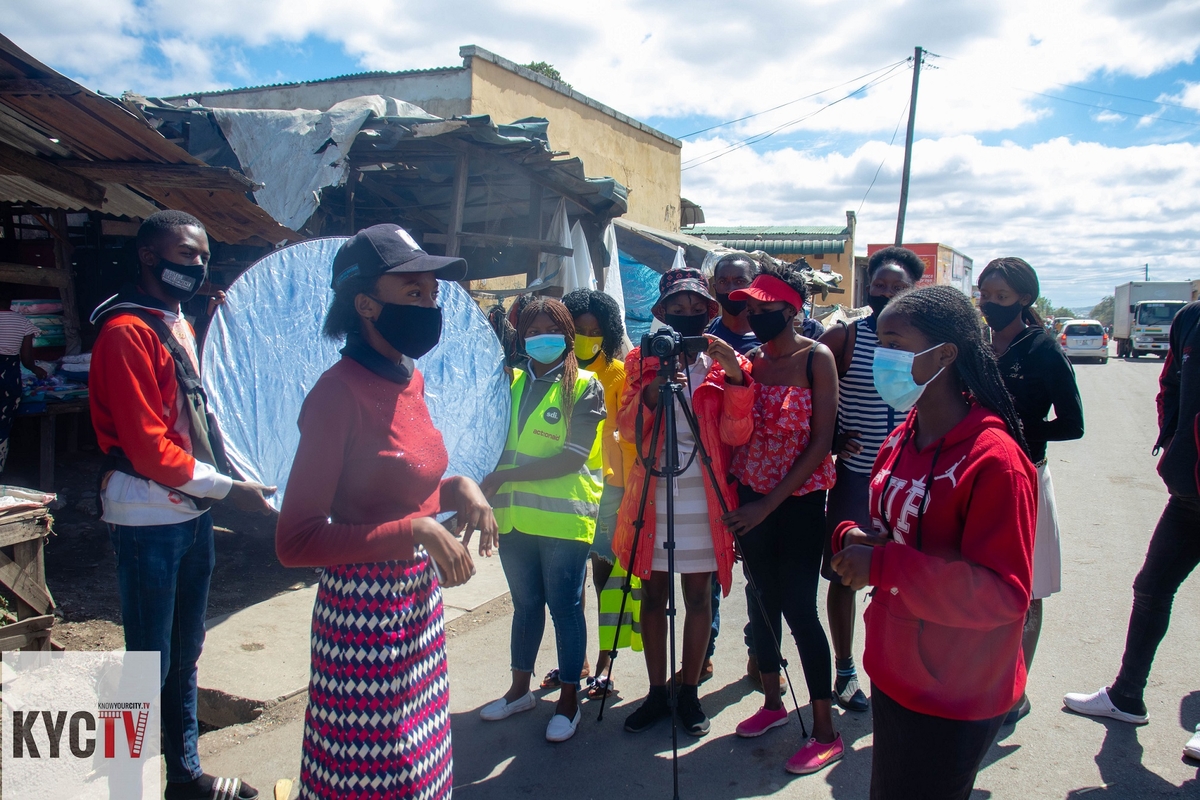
[200,351,1200,798]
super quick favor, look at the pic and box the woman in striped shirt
[818,246,924,712]
[0,297,47,472]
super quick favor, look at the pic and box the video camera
[641,326,709,362]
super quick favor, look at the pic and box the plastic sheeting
[619,251,661,344]
[202,236,510,511]
[212,96,436,232]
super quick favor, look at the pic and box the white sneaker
[480,691,535,721]
[1185,726,1200,761]
[545,708,582,742]
[1063,687,1149,725]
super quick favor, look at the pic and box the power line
[1051,82,1200,114]
[681,62,912,170]
[1022,89,1200,128]
[677,59,909,139]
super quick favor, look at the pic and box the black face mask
[155,257,207,302]
[371,301,443,359]
[663,312,708,337]
[747,309,791,342]
[867,293,890,316]
[716,293,747,317]
[981,301,1023,331]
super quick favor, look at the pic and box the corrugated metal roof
[712,239,849,256]
[165,66,466,101]
[685,225,849,237]
[0,34,298,245]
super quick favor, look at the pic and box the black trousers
[870,686,1005,800]
[737,484,831,699]
[1111,494,1200,703]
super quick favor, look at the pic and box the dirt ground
[1,415,312,651]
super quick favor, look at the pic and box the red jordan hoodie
[832,403,1037,721]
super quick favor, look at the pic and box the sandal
[586,675,618,700]
[164,774,258,800]
[541,664,591,689]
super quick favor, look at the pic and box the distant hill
[1070,307,1096,318]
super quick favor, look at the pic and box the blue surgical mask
[872,344,947,412]
[525,333,567,364]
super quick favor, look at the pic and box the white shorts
[1032,462,1062,599]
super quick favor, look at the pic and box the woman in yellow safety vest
[563,288,641,700]
[478,297,607,744]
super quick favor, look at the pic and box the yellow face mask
[574,335,603,362]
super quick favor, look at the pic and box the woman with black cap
[614,267,753,738]
[720,261,842,775]
[276,224,496,800]
[978,256,1083,726]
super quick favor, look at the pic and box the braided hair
[562,289,625,361]
[977,257,1044,327]
[757,259,809,309]
[517,297,579,438]
[887,285,1031,457]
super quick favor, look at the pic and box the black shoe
[833,675,870,712]
[625,685,671,733]
[1004,694,1031,726]
[677,684,711,737]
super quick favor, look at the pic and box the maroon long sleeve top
[276,357,447,567]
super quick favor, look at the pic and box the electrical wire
[857,97,910,214]
[1050,82,1200,114]
[1022,89,1200,128]
[678,59,909,139]
[681,61,912,171]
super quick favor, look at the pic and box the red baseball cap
[729,273,803,311]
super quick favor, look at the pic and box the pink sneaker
[785,734,844,775]
[735,705,789,738]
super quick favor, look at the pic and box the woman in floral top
[721,263,842,777]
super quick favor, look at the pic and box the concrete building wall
[171,70,473,118]
[466,53,682,231]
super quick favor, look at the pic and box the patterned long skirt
[300,555,452,799]
[0,355,22,473]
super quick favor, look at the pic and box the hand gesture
[830,544,874,591]
[413,517,475,587]
[721,498,772,537]
[834,430,863,459]
[705,335,742,382]
[227,480,277,515]
[445,476,499,556]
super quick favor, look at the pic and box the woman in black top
[978,257,1084,726]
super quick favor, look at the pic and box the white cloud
[1094,110,1127,123]
[4,0,1200,136]
[682,134,1200,306]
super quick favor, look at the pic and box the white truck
[1113,281,1193,358]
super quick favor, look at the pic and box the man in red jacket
[90,210,272,800]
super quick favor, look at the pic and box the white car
[1058,319,1109,364]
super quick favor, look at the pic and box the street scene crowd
[82,212,1200,799]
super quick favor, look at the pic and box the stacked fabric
[59,353,90,384]
[10,300,67,348]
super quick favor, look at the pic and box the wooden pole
[50,210,81,355]
[445,152,470,258]
[895,47,924,247]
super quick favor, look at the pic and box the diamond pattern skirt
[300,555,452,799]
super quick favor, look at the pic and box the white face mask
[872,344,947,412]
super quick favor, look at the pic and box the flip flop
[585,675,618,700]
[541,665,591,689]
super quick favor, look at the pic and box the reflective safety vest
[598,560,642,652]
[494,368,603,543]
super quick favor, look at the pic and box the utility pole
[1144,263,1150,281]
[895,46,924,246]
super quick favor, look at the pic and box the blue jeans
[499,529,590,686]
[110,513,215,784]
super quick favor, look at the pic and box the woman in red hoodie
[831,285,1037,800]
[613,267,754,738]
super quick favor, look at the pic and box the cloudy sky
[7,0,1200,307]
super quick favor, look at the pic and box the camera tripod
[595,347,808,800]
